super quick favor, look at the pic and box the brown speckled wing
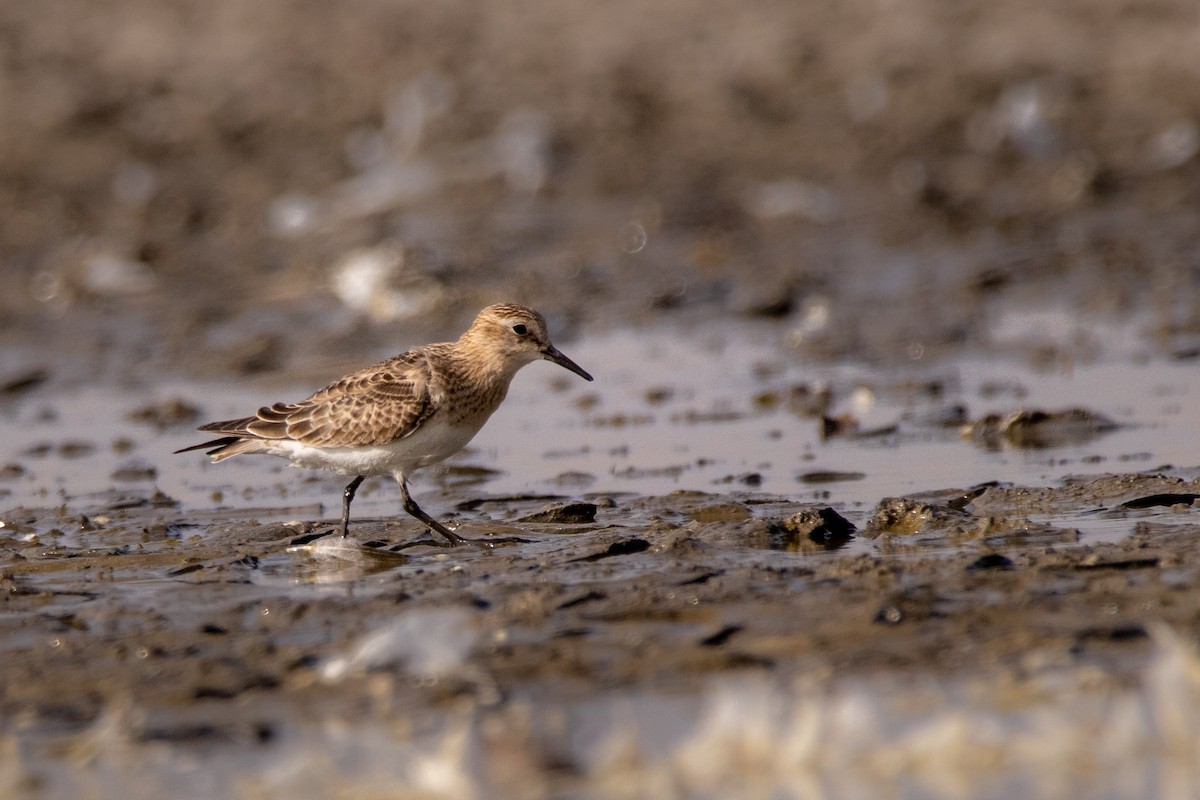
[203,349,445,448]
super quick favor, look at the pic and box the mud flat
[2,466,1200,796]
[5,305,1200,798]
[4,0,1200,795]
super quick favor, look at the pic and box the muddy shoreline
[4,0,1200,795]
[3,471,1199,794]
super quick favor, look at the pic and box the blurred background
[5,4,1200,797]
[4,0,1200,381]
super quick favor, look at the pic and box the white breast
[274,419,485,478]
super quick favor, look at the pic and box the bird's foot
[440,525,530,548]
[391,528,530,550]
[468,534,530,547]
[391,535,453,551]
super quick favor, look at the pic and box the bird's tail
[173,436,266,463]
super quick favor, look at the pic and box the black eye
[512,323,528,336]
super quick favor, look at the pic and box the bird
[175,303,593,546]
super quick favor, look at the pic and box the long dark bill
[542,345,593,381]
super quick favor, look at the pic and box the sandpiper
[176,304,593,546]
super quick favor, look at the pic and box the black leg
[397,477,470,546]
[340,475,365,538]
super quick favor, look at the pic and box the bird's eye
[512,323,528,336]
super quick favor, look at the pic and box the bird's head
[465,304,593,381]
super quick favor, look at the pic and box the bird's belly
[277,422,483,478]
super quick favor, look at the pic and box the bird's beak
[542,345,593,381]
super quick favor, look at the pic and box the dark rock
[518,502,598,524]
[967,553,1014,571]
[779,507,856,547]
[570,538,651,562]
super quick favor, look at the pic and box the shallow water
[8,1,1200,794]
[5,314,1200,800]
[4,315,1198,545]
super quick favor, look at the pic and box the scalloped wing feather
[196,349,445,449]
[279,350,442,447]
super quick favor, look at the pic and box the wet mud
[3,0,1200,796]
[2,474,1200,795]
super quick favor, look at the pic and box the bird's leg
[340,475,365,538]
[397,476,471,547]
[392,475,529,549]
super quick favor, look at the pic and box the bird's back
[187,338,516,458]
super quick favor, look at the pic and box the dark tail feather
[198,417,258,434]
[173,437,243,455]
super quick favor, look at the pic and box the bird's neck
[450,334,528,388]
